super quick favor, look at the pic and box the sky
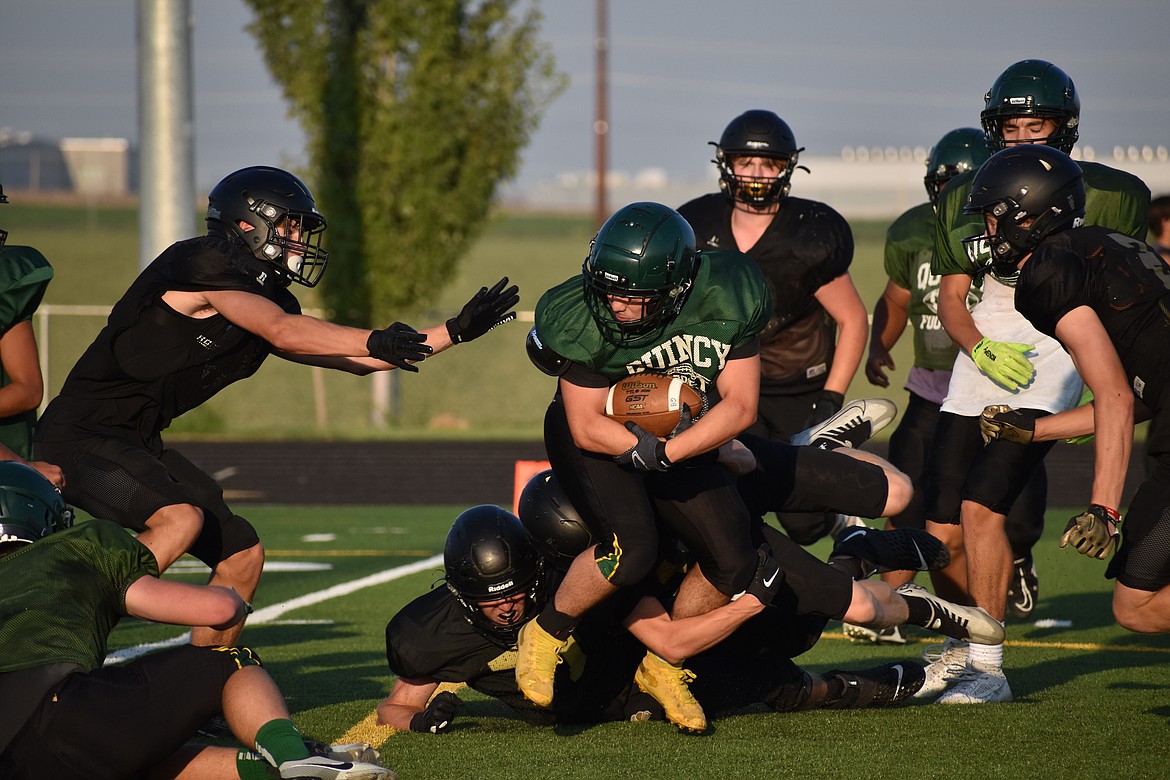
[2,0,1169,198]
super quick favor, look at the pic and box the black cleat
[831,527,950,578]
[819,661,926,708]
[1006,555,1039,620]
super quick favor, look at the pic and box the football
[604,373,703,437]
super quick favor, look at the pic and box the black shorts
[746,390,818,440]
[886,392,941,529]
[735,433,890,521]
[35,437,259,567]
[1107,462,1170,591]
[544,397,756,595]
[925,411,1055,524]
[1,646,251,780]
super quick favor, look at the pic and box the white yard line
[104,554,443,665]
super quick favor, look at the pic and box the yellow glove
[970,337,1035,391]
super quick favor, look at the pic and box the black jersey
[677,193,853,394]
[1016,226,1170,427]
[36,236,299,448]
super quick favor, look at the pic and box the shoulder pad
[526,326,569,376]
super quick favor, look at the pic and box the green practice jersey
[0,245,53,457]
[885,202,971,371]
[534,250,771,394]
[0,520,158,674]
[931,160,1151,278]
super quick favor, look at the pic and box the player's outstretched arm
[125,577,249,631]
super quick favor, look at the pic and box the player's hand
[865,349,895,388]
[803,390,844,429]
[408,691,464,734]
[970,337,1035,391]
[367,322,432,372]
[1059,505,1121,560]
[447,277,520,343]
[979,404,1035,445]
[733,545,783,606]
[669,405,694,438]
[615,422,671,472]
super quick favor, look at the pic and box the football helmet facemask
[583,202,698,347]
[712,110,806,208]
[0,179,9,249]
[924,128,991,209]
[205,166,328,287]
[0,463,69,548]
[981,60,1080,154]
[517,470,592,570]
[443,504,545,644]
[962,144,1085,277]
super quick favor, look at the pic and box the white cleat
[935,667,1013,704]
[791,398,898,449]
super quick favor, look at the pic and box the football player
[0,180,63,488]
[923,60,1150,704]
[33,166,518,647]
[677,110,869,547]
[857,129,997,643]
[974,145,1170,636]
[379,486,1002,734]
[0,462,392,780]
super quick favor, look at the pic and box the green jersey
[0,245,53,458]
[884,202,968,371]
[534,250,771,394]
[0,519,157,674]
[931,160,1151,278]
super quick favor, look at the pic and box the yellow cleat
[634,652,707,733]
[515,620,569,708]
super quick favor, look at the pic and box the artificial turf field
[104,504,1170,780]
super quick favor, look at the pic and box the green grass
[107,505,1170,780]
[10,202,911,440]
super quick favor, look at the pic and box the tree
[244,0,565,325]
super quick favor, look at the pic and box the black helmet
[517,470,592,569]
[924,128,991,209]
[0,463,69,548]
[206,166,329,287]
[443,505,544,643]
[712,110,805,207]
[962,144,1085,278]
[583,202,698,346]
[981,60,1080,154]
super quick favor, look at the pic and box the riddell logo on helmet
[487,579,515,593]
[746,140,770,149]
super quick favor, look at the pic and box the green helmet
[924,128,991,208]
[0,463,68,547]
[583,202,698,346]
[981,60,1080,154]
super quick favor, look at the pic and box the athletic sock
[535,605,580,640]
[254,718,310,767]
[237,750,276,780]
[968,640,1004,673]
[901,592,936,628]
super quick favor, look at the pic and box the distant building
[0,131,136,197]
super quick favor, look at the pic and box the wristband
[1090,503,1121,524]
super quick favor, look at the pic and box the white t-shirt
[942,276,1084,417]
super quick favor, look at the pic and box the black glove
[367,322,432,372]
[670,404,694,438]
[446,277,520,344]
[615,421,671,472]
[803,390,844,429]
[734,544,783,606]
[408,691,464,734]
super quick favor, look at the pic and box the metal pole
[137,0,196,270]
[594,0,609,228]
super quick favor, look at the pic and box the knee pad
[594,535,656,589]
